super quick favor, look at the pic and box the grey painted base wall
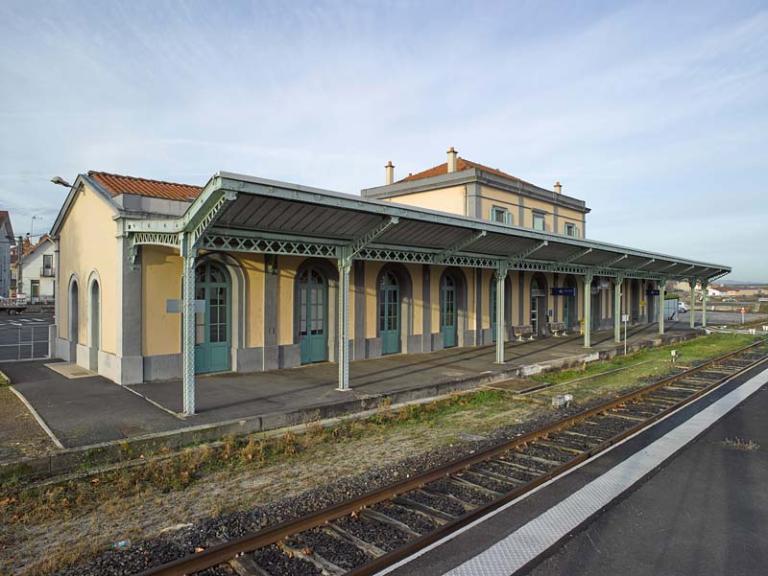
[56,315,662,384]
[365,337,382,359]
[407,334,423,354]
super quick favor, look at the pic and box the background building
[0,211,14,297]
[19,235,56,302]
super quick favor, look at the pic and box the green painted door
[490,280,497,342]
[379,271,400,355]
[591,287,601,331]
[530,293,539,335]
[298,268,328,364]
[440,274,458,348]
[564,291,575,330]
[194,262,231,374]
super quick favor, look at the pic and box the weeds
[1,332,761,574]
[721,437,760,452]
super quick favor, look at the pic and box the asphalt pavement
[388,361,768,576]
[526,374,768,576]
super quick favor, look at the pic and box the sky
[1,0,766,280]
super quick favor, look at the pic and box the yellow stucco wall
[142,246,182,356]
[57,183,119,353]
[385,186,466,216]
[364,261,385,339]
[407,264,423,336]
[429,265,444,330]
[524,198,555,232]
[278,256,302,346]
[237,254,264,348]
[481,269,491,329]
[479,186,520,224]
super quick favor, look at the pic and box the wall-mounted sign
[646,289,660,296]
[552,287,576,296]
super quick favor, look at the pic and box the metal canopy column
[658,279,666,334]
[689,277,696,328]
[701,280,708,327]
[614,275,624,343]
[583,270,593,348]
[336,247,352,391]
[495,262,508,364]
[180,232,197,415]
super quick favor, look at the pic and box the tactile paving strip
[442,369,768,576]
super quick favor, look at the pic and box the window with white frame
[532,211,546,231]
[491,206,511,225]
[565,222,578,237]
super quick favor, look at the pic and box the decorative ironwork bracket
[434,230,487,264]
[562,247,593,263]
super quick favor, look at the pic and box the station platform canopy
[123,171,729,415]
[126,171,730,282]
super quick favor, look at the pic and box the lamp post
[50,176,71,188]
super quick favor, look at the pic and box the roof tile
[398,158,523,184]
[88,171,201,201]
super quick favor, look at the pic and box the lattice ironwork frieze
[201,234,338,258]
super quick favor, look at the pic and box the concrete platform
[1,362,182,448]
[385,353,768,576]
[2,322,689,451]
[525,369,768,576]
[129,322,690,425]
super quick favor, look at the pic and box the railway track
[140,339,768,576]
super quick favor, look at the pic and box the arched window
[69,278,79,343]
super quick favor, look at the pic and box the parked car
[678,302,689,313]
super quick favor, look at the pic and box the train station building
[49,148,729,415]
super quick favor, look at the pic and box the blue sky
[1,0,766,280]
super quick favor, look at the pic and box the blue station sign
[646,289,660,296]
[552,287,576,296]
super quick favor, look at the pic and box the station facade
[50,150,729,414]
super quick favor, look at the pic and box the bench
[548,322,566,337]
[513,325,534,342]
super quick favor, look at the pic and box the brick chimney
[447,147,458,173]
[385,161,395,185]
[554,181,562,194]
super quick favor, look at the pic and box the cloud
[0,0,765,279]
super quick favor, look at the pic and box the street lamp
[50,176,71,188]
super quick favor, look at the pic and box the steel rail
[138,338,768,576]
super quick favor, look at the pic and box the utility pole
[16,236,23,297]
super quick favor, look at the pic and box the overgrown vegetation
[530,332,756,386]
[0,332,763,576]
[721,437,760,452]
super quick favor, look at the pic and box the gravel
[520,443,576,464]
[289,528,372,570]
[48,398,607,576]
[369,502,439,535]
[424,477,496,506]
[456,470,517,493]
[334,515,413,552]
[252,545,321,576]
[401,489,467,518]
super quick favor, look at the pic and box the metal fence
[0,324,51,362]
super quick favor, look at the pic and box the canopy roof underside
[125,172,730,282]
